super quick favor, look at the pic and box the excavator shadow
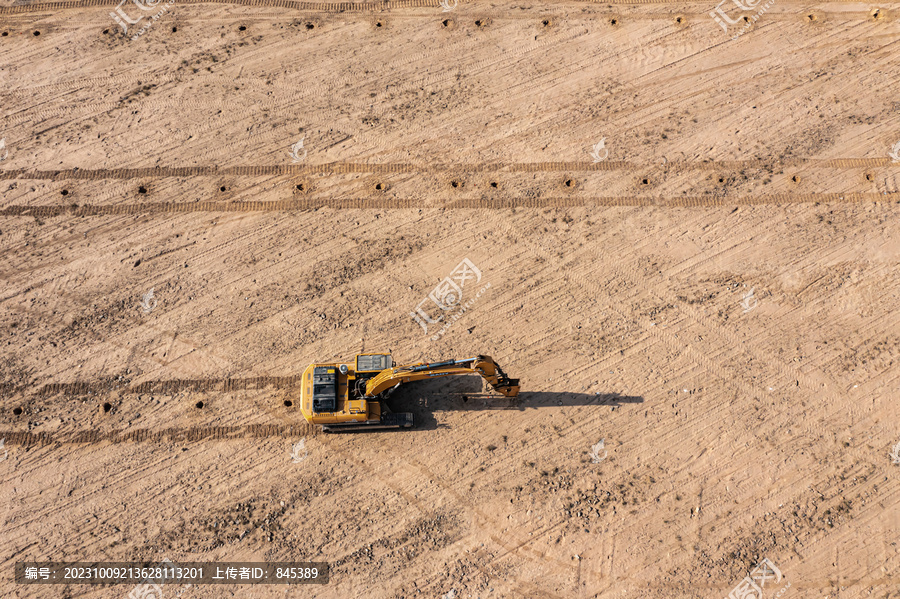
[386,377,644,431]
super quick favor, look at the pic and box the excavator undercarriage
[299,354,520,432]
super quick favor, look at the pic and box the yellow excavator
[299,354,520,432]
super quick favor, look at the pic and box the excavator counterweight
[298,354,519,432]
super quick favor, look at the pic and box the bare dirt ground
[1,0,899,596]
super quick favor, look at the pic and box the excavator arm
[364,355,520,399]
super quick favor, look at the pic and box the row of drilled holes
[372,175,818,191]
[104,22,315,36]
[46,173,884,196]
[4,10,887,38]
[50,180,620,194]
[190,400,294,408]
[57,184,229,195]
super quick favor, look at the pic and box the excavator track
[321,412,414,433]
[0,423,319,446]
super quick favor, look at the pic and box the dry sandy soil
[1,0,900,596]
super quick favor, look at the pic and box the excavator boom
[364,355,520,398]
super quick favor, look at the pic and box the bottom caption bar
[16,562,328,584]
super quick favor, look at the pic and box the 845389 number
[275,567,318,580]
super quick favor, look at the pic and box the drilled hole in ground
[475,19,484,27]
[871,9,881,19]
[676,16,683,23]
[13,407,22,416]
[219,186,226,192]
[102,402,112,413]
[442,19,451,27]
[451,181,460,188]
[171,26,177,32]
[718,177,725,183]
[564,179,573,187]
[375,182,384,191]
[195,401,204,409]
[542,19,550,26]
[33,30,41,36]
[138,186,147,194]
[296,183,305,191]
[610,18,618,25]
[791,175,801,183]
[102,29,109,34]
[305,22,315,29]
[61,189,69,196]
[284,400,293,407]
[375,21,383,27]
[239,25,246,31]
[490,182,498,188]
[807,14,817,20]
[1,31,8,36]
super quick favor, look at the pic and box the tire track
[0,0,440,15]
[0,0,883,15]
[0,422,317,445]
[0,159,892,180]
[304,192,900,208]
[1,192,894,216]
[35,374,303,397]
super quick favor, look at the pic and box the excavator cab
[356,354,392,372]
